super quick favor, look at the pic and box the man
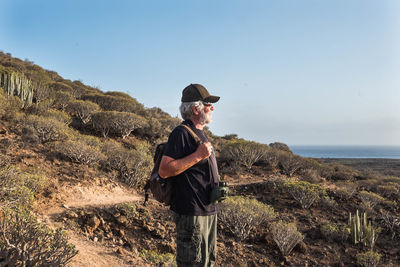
[158,83,220,267]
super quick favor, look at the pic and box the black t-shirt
[163,120,219,216]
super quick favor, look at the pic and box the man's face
[199,103,214,124]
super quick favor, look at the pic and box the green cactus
[348,210,379,248]
[0,70,33,107]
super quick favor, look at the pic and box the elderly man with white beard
[159,83,223,267]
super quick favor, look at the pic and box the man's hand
[196,142,213,160]
[159,142,213,179]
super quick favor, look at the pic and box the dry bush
[378,210,400,240]
[320,221,349,242]
[49,81,74,93]
[22,115,69,143]
[0,209,78,266]
[264,175,290,193]
[54,139,105,165]
[82,93,146,115]
[26,99,54,115]
[92,111,147,138]
[356,250,381,267]
[278,152,303,177]
[358,191,385,210]
[101,141,153,187]
[270,220,303,256]
[0,167,34,209]
[53,91,73,110]
[42,109,72,124]
[220,140,269,170]
[299,168,323,184]
[261,148,280,170]
[269,142,292,153]
[219,196,276,240]
[67,99,100,124]
[334,181,358,200]
[283,181,326,209]
[376,184,399,198]
[358,179,380,192]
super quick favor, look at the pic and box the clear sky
[1,0,399,146]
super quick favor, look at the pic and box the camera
[209,182,229,203]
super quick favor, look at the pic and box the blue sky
[1,0,399,145]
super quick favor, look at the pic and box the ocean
[290,146,400,159]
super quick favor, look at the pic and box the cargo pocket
[176,220,202,264]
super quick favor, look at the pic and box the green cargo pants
[174,213,217,267]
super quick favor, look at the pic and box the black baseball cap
[181,84,220,103]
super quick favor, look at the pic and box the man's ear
[192,105,200,115]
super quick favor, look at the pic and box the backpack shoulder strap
[179,124,202,144]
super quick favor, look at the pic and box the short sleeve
[163,128,188,159]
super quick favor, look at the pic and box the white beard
[199,109,212,124]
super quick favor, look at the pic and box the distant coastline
[290,145,400,159]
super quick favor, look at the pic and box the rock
[295,241,308,254]
[65,210,79,219]
[116,215,128,226]
[62,204,70,209]
[86,215,101,234]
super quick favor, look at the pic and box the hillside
[1,51,399,267]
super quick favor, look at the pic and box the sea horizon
[290,145,400,159]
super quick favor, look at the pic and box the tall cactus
[348,210,378,248]
[0,70,33,107]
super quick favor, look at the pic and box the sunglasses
[203,102,213,107]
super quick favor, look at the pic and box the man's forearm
[159,153,203,178]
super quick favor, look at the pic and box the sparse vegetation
[219,196,276,240]
[220,140,269,170]
[270,220,304,256]
[283,181,326,209]
[356,250,381,267]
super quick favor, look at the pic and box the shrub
[356,250,381,267]
[0,209,78,266]
[54,139,105,165]
[26,99,54,115]
[117,202,138,221]
[219,196,276,240]
[376,184,399,198]
[270,220,304,256]
[358,191,385,210]
[82,93,146,115]
[261,148,280,170]
[335,181,358,200]
[67,99,100,124]
[378,210,400,240]
[264,175,290,193]
[269,142,292,153]
[299,168,323,184]
[42,109,72,124]
[220,140,269,170]
[92,111,146,138]
[0,167,33,209]
[53,90,73,110]
[283,181,326,209]
[23,115,69,143]
[139,249,175,266]
[278,152,303,177]
[320,221,349,242]
[101,141,153,187]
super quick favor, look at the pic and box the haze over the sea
[291,145,400,159]
[1,0,399,146]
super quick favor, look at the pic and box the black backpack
[144,124,201,206]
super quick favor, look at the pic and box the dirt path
[36,179,145,267]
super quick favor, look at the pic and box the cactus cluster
[0,70,33,107]
[348,210,378,248]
